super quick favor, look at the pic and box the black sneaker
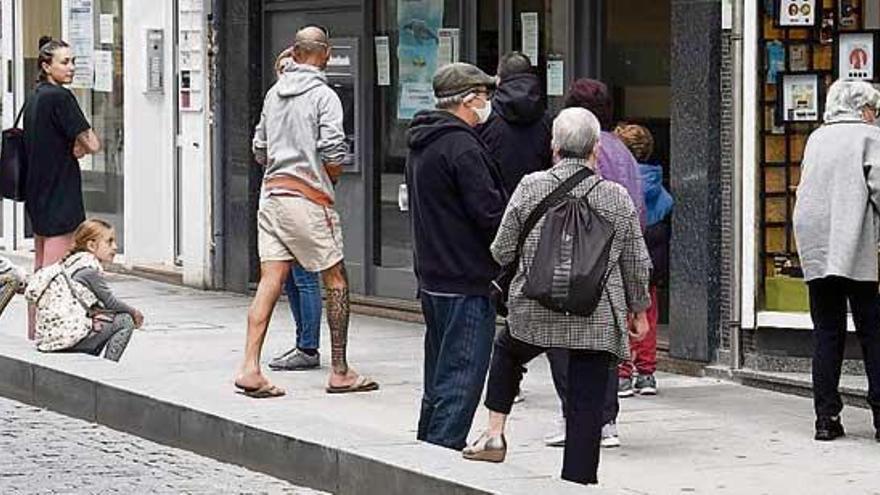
[814,417,845,441]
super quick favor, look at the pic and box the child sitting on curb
[26,219,144,361]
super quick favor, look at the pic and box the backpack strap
[510,167,597,269]
[60,268,94,313]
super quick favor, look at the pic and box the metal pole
[730,0,745,370]
[209,0,225,290]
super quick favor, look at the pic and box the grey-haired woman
[793,79,880,442]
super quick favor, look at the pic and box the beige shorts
[257,195,344,272]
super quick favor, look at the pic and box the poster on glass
[836,31,878,80]
[397,0,444,119]
[777,0,818,27]
[779,73,820,122]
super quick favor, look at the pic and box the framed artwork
[778,72,821,122]
[821,9,836,44]
[836,31,879,80]
[789,43,811,71]
[767,41,786,83]
[777,0,819,27]
[838,0,862,31]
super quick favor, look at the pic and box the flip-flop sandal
[236,383,286,399]
[326,376,380,394]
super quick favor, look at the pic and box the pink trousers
[27,233,75,340]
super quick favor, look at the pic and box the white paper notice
[547,59,564,96]
[521,12,539,66]
[68,0,95,89]
[375,36,391,86]
[99,14,114,44]
[93,50,113,92]
[437,34,452,67]
[437,28,460,67]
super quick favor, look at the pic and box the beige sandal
[462,432,507,463]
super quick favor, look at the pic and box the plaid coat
[490,159,652,360]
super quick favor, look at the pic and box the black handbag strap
[510,166,598,267]
[12,102,25,129]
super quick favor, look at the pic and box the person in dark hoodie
[406,62,507,450]
[478,52,552,194]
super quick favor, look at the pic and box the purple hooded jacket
[598,131,646,227]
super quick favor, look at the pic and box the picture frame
[835,31,879,80]
[789,43,811,71]
[777,0,819,27]
[838,0,863,31]
[777,72,822,122]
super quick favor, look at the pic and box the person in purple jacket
[542,78,646,449]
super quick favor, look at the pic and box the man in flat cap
[406,62,507,450]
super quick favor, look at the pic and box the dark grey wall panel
[669,0,722,362]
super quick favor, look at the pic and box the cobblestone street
[0,397,326,495]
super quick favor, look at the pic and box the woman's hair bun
[38,36,53,50]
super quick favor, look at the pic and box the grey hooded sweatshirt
[253,63,348,205]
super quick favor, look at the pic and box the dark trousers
[485,328,612,485]
[417,291,495,450]
[66,313,136,362]
[548,348,618,425]
[808,276,880,427]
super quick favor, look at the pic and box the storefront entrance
[242,0,671,305]
[370,0,671,300]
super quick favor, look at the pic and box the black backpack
[491,167,610,316]
[522,171,614,317]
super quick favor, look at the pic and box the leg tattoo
[326,265,350,375]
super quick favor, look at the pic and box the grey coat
[793,121,880,282]
[491,159,652,360]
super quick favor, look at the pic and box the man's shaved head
[295,25,329,46]
[291,24,331,68]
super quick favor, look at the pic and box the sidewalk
[1,273,878,494]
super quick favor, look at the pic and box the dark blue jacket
[405,110,507,296]
[478,73,552,194]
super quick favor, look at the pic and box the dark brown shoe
[462,432,507,463]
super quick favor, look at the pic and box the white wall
[123,0,212,287]
[177,0,212,288]
[122,1,175,267]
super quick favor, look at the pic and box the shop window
[757,0,836,312]
[22,0,125,250]
[373,0,461,270]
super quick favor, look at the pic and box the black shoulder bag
[0,104,28,201]
[491,167,594,317]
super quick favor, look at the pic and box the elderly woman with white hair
[462,107,652,485]
[793,79,880,443]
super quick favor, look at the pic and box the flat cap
[433,62,495,98]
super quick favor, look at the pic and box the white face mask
[471,99,492,124]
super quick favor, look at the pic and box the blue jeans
[284,265,322,350]
[417,291,495,450]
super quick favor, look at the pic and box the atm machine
[325,37,360,173]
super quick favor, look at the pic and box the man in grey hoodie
[234,25,378,398]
